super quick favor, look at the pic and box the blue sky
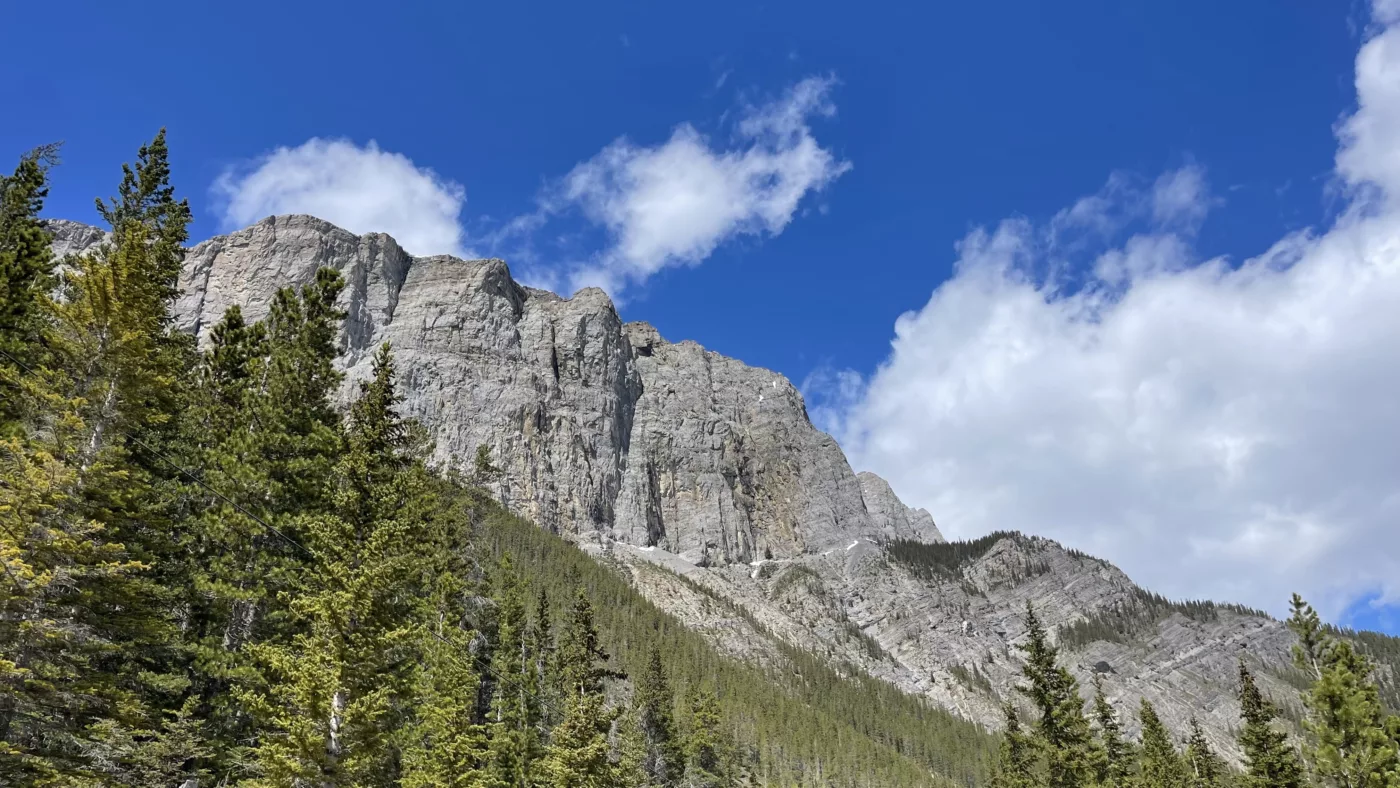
[6,0,1400,633]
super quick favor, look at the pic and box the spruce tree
[0,131,197,786]
[0,144,60,432]
[1238,662,1305,788]
[539,588,619,788]
[487,554,542,787]
[1091,676,1131,788]
[636,645,683,785]
[1183,717,1225,788]
[1017,603,1095,788]
[683,688,730,788]
[989,703,1036,788]
[241,344,430,786]
[1287,594,1399,788]
[1138,699,1185,788]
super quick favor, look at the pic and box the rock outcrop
[46,213,1329,760]
[48,214,914,557]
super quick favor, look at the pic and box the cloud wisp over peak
[210,77,850,299]
[212,138,470,258]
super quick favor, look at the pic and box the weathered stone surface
[46,213,1322,759]
[52,214,906,552]
[858,471,945,543]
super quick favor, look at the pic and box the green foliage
[0,144,60,431]
[1091,676,1131,788]
[1138,699,1186,788]
[1287,595,1399,788]
[887,532,1024,580]
[1184,717,1226,788]
[1238,662,1306,788]
[1059,588,1272,651]
[1015,603,1097,788]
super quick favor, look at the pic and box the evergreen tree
[636,645,683,785]
[399,626,492,788]
[487,554,542,787]
[1017,603,1095,788]
[241,344,431,786]
[539,588,619,788]
[1138,699,1185,788]
[0,131,196,786]
[682,687,729,788]
[0,144,60,432]
[1287,594,1399,788]
[1092,676,1131,788]
[1238,662,1306,788]
[1183,717,1225,788]
[989,704,1037,788]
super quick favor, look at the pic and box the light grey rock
[858,471,945,543]
[43,218,108,260]
[45,213,1328,759]
[85,213,896,552]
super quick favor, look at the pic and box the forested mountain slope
[39,206,1344,758]
[11,134,1400,787]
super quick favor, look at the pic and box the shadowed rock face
[49,214,918,557]
[46,214,1324,759]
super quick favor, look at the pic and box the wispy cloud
[533,76,851,295]
[814,2,1400,620]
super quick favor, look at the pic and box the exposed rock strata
[46,214,1316,759]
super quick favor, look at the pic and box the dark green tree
[1017,603,1095,788]
[487,554,542,787]
[989,704,1037,788]
[1287,594,1399,788]
[1091,676,1131,788]
[539,589,618,787]
[1138,699,1185,788]
[1183,717,1226,788]
[683,687,730,788]
[1237,662,1305,788]
[0,144,60,431]
[636,645,684,785]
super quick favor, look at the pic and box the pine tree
[0,131,197,786]
[1091,676,1131,788]
[487,554,542,787]
[683,688,730,788]
[1238,662,1305,788]
[989,703,1037,788]
[539,588,619,788]
[177,272,348,775]
[1183,717,1225,788]
[399,626,492,788]
[1138,699,1185,788]
[1287,594,1399,788]
[636,645,683,785]
[241,344,431,786]
[0,144,60,432]
[1017,603,1095,788]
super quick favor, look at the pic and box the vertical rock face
[53,214,912,552]
[857,471,946,543]
[49,214,1329,755]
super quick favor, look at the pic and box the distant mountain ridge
[45,214,1398,761]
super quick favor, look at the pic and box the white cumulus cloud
[212,138,469,257]
[544,76,851,294]
[822,5,1400,620]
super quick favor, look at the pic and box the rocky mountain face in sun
[46,214,1351,759]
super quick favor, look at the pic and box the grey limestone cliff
[48,214,922,559]
[47,213,1329,760]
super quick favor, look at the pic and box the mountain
[44,214,1396,762]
